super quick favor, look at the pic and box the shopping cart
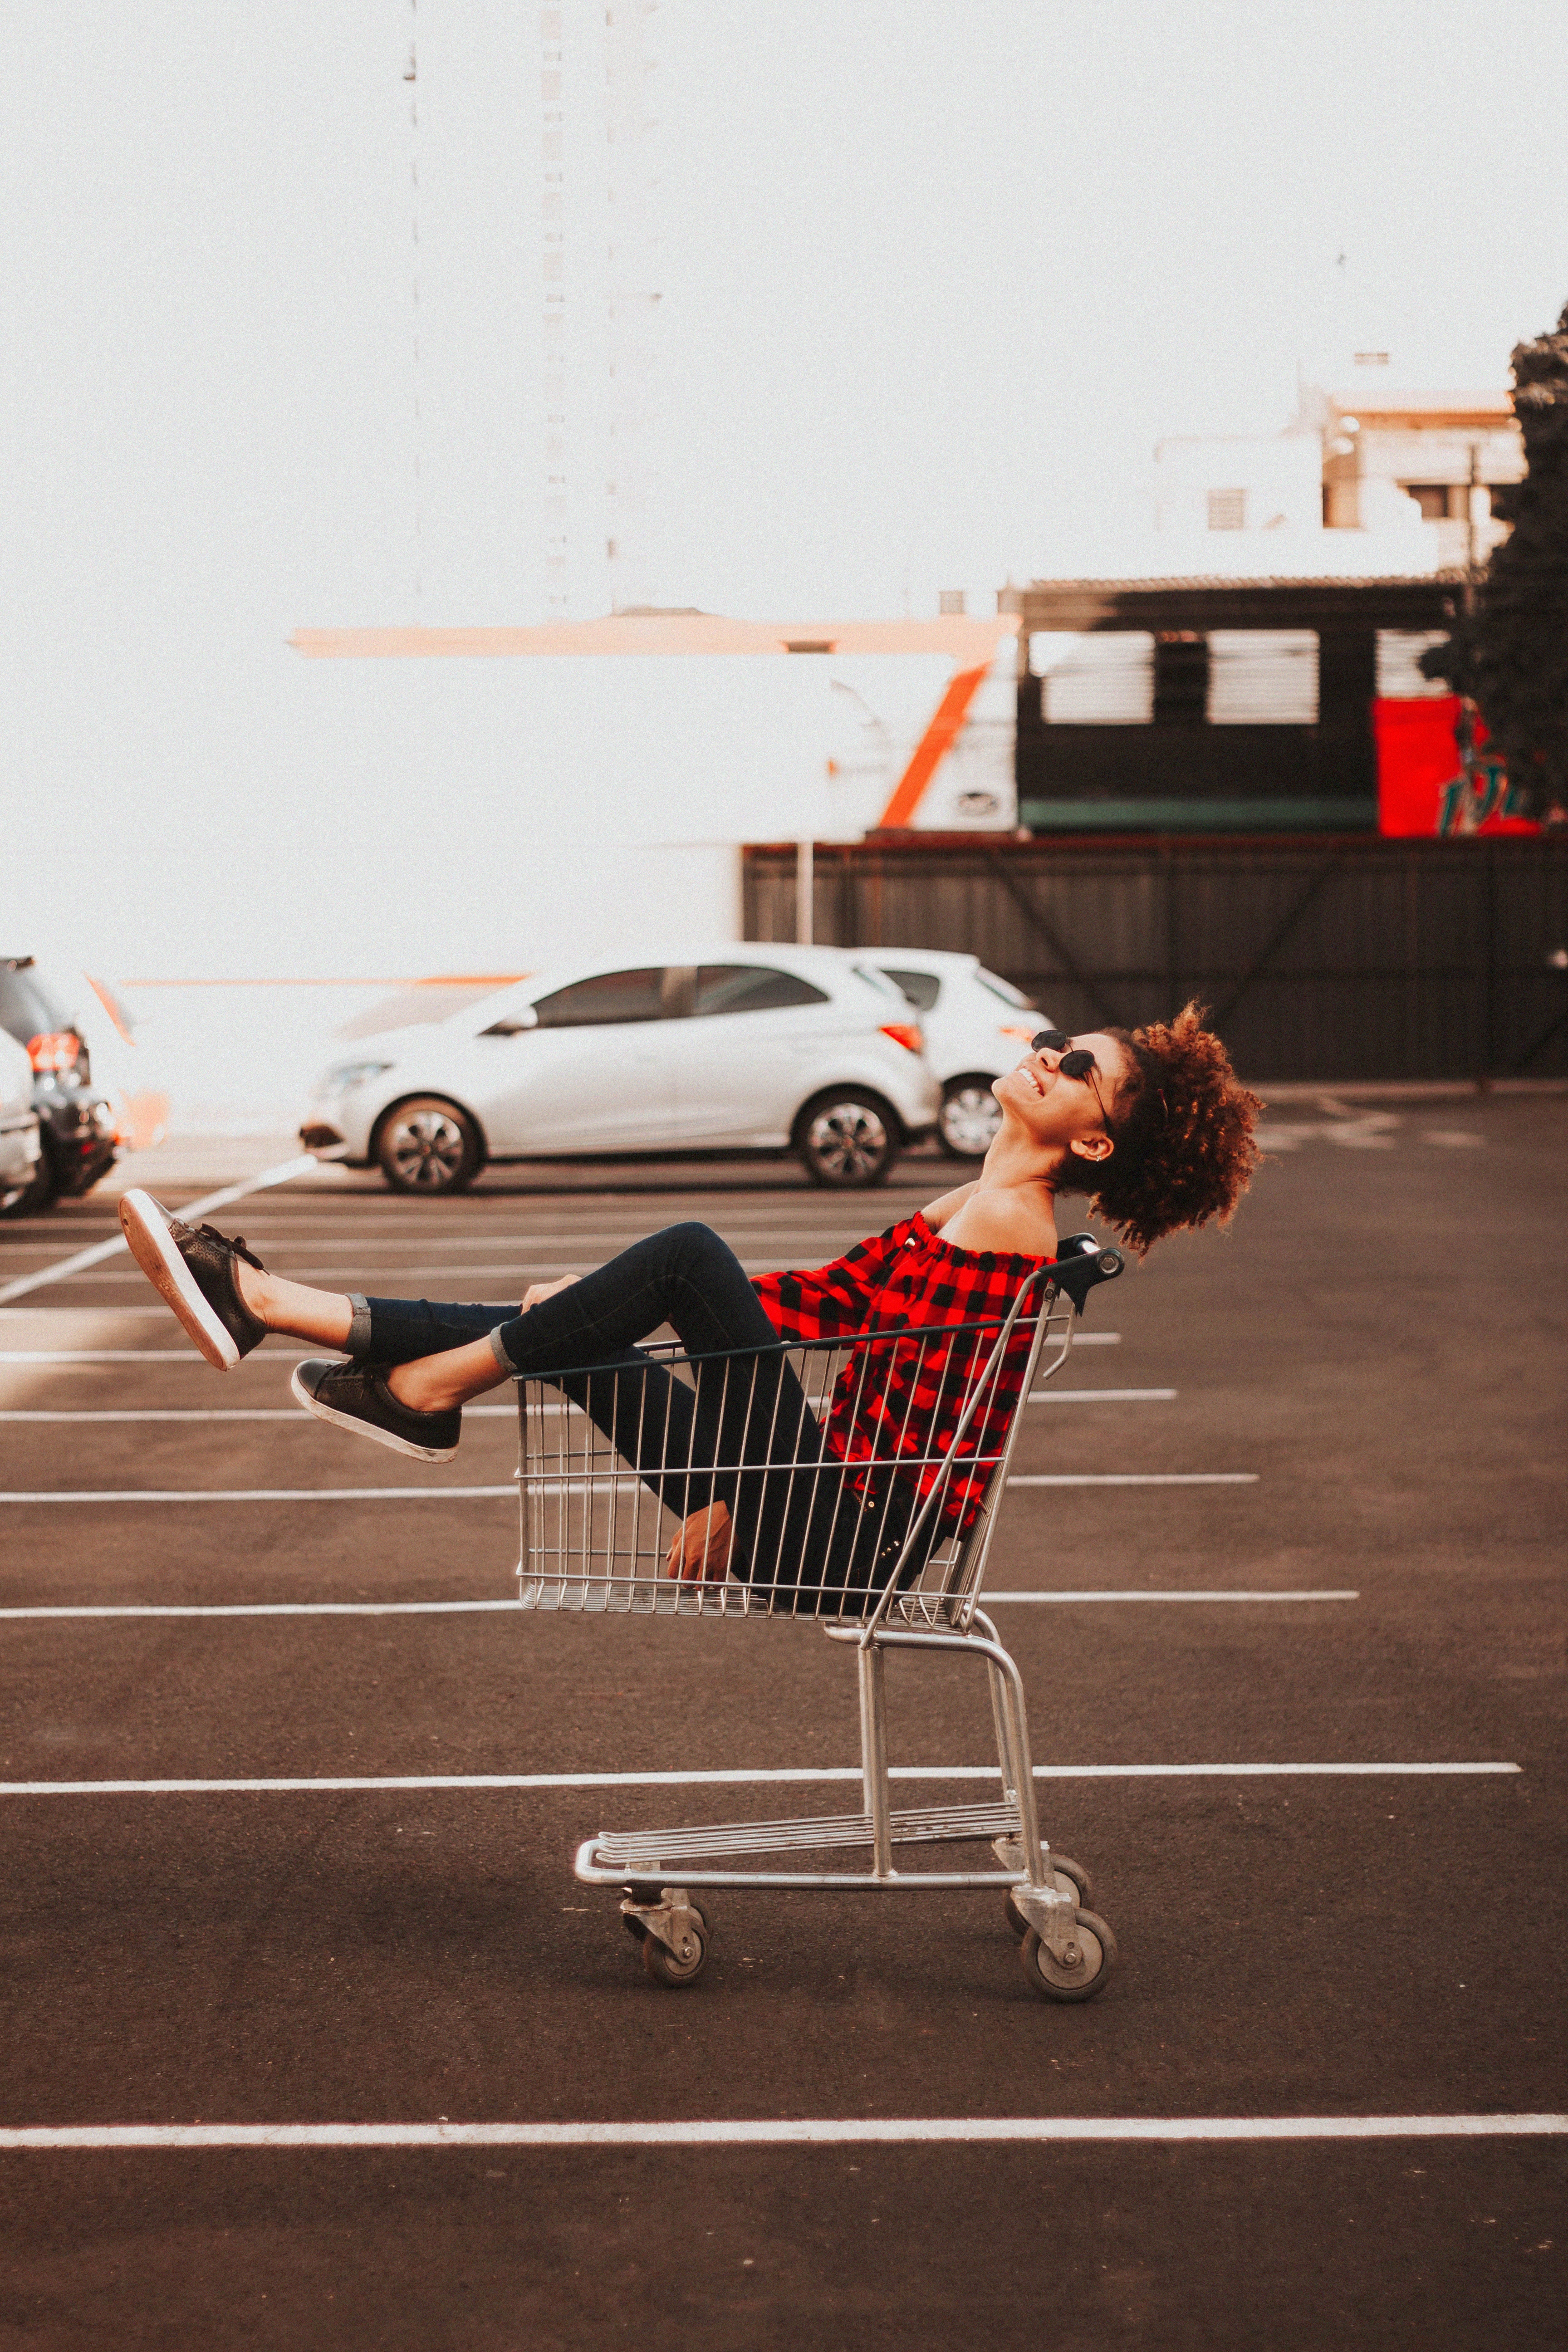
[514,1230,1124,1999]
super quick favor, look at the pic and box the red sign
[1375,697,1539,837]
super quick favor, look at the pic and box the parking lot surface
[0,1102,1563,2348]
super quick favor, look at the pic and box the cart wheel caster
[1004,1858,1093,1939]
[1019,1909,1117,2002]
[641,1916,710,1988]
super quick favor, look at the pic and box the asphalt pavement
[0,1102,1563,2349]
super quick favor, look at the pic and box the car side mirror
[481,1005,538,1036]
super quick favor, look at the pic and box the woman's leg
[231,1263,354,1350]
[377,1221,795,1410]
[374,1225,826,1563]
[485,1226,820,1520]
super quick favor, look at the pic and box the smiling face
[991,1030,1131,1174]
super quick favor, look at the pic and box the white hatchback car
[301,946,939,1193]
[867,950,1049,1160]
[0,1029,43,1215]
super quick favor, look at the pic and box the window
[850,964,908,1005]
[1207,487,1246,531]
[1205,631,1319,724]
[878,967,941,1013]
[1376,630,1452,700]
[530,967,666,1026]
[1404,484,1461,522]
[938,589,967,616]
[975,969,1034,1010]
[1030,632,1156,724]
[693,965,828,1017]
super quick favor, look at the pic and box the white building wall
[1152,433,1325,537]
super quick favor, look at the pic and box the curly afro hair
[1062,1002,1263,1257]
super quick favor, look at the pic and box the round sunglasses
[1029,1029,1115,1135]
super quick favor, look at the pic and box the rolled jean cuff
[489,1324,519,1376]
[346,1294,373,1356]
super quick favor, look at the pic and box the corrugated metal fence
[743,835,1568,1083]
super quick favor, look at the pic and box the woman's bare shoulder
[936,1184,1057,1259]
[920,1179,976,1232]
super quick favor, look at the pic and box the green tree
[1422,302,1568,819]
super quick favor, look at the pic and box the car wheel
[938,1076,1002,1160]
[373,1098,483,1195]
[794,1093,900,1189]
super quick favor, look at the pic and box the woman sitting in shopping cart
[120,1004,1260,1599]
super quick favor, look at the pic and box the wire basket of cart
[514,1232,1124,1998]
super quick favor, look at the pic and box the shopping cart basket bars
[514,1253,1119,1629]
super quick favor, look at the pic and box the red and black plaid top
[752,1212,1051,1540]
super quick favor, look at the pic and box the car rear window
[694,965,829,1016]
[531,967,666,1026]
[0,962,73,1045]
[877,966,941,1013]
[975,969,1034,1010]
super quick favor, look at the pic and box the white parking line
[1009,1474,1256,1487]
[0,1487,519,1503]
[0,1474,1256,1501]
[0,1404,524,1419]
[0,1349,320,1363]
[0,1762,1520,1794]
[0,1590,1358,1618]
[0,1156,319,1308]
[0,1410,317,1422]
[1029,1389,1174,1403]
[0,2114,1559,2150]
[983,1588,1353,1603]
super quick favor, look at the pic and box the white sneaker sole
[119,1189,241,1370]
[289,1362,458,1462]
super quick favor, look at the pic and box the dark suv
[0,958,118,1208]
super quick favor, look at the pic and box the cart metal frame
[514,1232,1124,1997]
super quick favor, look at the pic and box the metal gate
[742,835,1568,1083]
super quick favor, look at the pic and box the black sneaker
[119,1189,269,1370]
[291,1358,460,1462]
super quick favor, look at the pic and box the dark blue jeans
[351,1221,919,1599]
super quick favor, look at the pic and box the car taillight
[27,1031,81,1074]
[879,1022,924,1054]
[998,1024,1036,1044]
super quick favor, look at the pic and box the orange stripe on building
[876,664,992,829]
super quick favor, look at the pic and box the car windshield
[0,961,74,1045]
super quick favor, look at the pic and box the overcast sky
[1,0,1564,993]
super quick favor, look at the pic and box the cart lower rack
[514,1232,1124,1998]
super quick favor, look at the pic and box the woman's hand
[519,1274,581,1313]
[665,1500,732,1583]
